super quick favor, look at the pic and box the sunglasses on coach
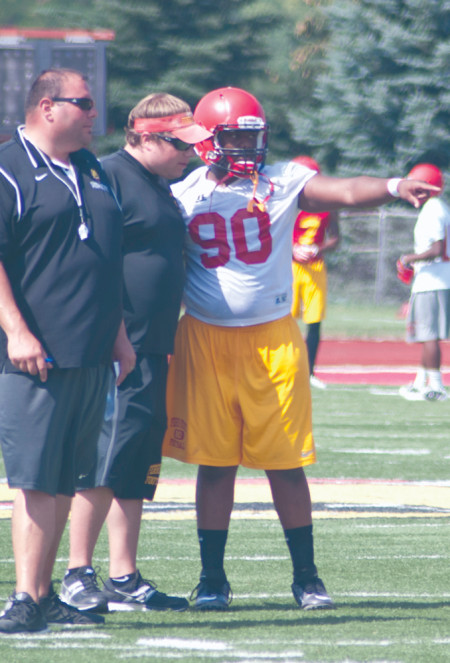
[154,134,193,151]
[52,97,95,111]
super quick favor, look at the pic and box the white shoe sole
[310,376,327,390]
[399,386,426,400]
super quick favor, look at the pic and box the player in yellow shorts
[165,314,315,469]
[162,86,439,612]
[291,156,340,389]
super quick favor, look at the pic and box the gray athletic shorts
[406,289,450,342]
[76,354,168,501]
[0,366,109,496]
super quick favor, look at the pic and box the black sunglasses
[52,97,95,111]
[154,134,193,151]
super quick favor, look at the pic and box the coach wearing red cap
[398,163,450,401]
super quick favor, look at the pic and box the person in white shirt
[397,163,450,401]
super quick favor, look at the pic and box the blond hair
[126,93,191,147]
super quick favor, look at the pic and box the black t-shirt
[101,149,185,355]
[0,129,124,369]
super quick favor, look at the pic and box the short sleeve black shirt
[101,149,185,355]
[0,130,124,369]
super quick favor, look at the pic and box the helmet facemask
[197,124,268,178]
[211,125,268,177]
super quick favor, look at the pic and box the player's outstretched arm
[299,174,441,212]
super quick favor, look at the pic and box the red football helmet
[396,259,414,285]
[292,155,321,173]
[407,163,444,189]
[194,87,269,177]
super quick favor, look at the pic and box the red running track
[314,339,450,386]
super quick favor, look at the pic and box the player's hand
[397,180,441,208]
[293,243,319,263]
[7,329,52,382]
[399,254,413,267]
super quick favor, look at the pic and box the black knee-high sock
[306,322,321,375]
[284,525,317,583]
[198,529,228,581]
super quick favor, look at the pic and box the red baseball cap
[134,112,212,144]
[407,163,444,189]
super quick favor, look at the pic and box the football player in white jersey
[162,87,440,611]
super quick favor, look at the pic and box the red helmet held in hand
[396,259,414,285]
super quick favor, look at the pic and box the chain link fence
[327,207,418,305]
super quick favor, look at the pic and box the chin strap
[247,172,266,213]
[209,166,273,214]
[247,171,274,213]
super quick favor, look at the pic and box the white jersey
[172,162,316,326]
[411,197,450,293]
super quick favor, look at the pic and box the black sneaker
[190,573,232,611]
[102,571,189,612]
[292,577,335,610]
[0,592,48,634]
[40,583,105,626]
[60,566,108,613]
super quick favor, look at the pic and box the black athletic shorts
[0,366,110,496]
[77,354,168,500]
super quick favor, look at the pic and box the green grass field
[1,382,449,662]
[315,302,407,340]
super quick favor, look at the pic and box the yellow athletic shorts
[291,260,327,323]
[162,314,315,470]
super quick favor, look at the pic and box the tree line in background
[1,0,449,181]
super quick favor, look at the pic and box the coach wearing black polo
[0,68,135,633]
